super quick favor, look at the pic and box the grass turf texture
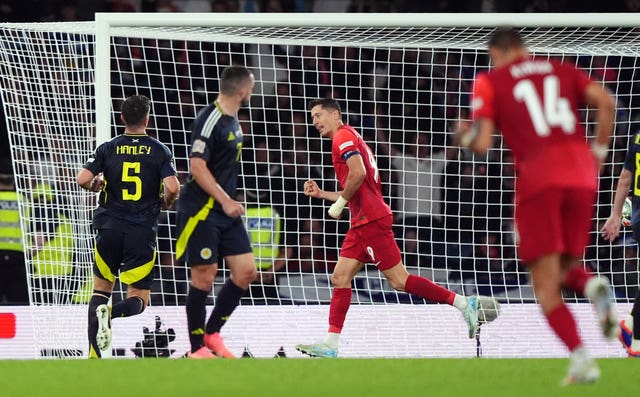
[1,358,636,396]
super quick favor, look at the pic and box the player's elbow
[351,168,366,184]
[190,159,208,182]
[164,176,180,198]
[470,139,491,156]
[75,169,93,188]
[75,174,85,187]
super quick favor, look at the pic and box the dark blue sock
[88,290,110,358]
[111,296,145,318]
[186,285,209,352]
[205,279,246,334]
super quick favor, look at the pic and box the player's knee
[233,265,257,288]
[533,287,562,314]
[242,266,258,284]
[191,271,215,291]
[387,277,406,292]
[330,273,350,288]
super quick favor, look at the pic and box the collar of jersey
[214,101,227,115]
[123,133,148,137]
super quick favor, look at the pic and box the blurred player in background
[176,65,256,359]
[295,98,495,358]
[77,95,180,358]
[456,27,617,384]
[600,131,640,358]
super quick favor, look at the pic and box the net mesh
[0,19,638,357]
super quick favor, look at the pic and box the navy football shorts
[176,209,252,266]
[93,226,156,289]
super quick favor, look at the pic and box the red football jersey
[471,57,598,201]
[332,124,392,227]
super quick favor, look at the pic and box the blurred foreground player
[456,27,617,384]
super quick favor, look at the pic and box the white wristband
[591,142,608,161]
[328,196,348,218]
[459,125,478,148]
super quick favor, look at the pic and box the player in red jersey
[295,98,498,358]
[456,27,617,384]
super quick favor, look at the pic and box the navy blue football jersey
[178,101,243,216]
[83,133,176,229]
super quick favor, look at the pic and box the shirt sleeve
[189,121,212,162]
[471,73,495,121]
[160,146,177,179]
[82,142,106,175]
[624,134,638,172]
[333,128,361,161]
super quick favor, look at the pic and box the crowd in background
[1,0,639,306]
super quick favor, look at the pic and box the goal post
[0,13,637,358]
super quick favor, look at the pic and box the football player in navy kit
[176,66,256,358]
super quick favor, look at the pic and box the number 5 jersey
[83,132,176,229]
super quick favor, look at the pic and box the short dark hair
[308,98,341,115]
[220,65,253,95]
[488,27,525,51]
[121,95,150,127]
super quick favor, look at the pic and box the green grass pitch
[1,358,636,396]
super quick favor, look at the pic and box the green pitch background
[1,358,636,396]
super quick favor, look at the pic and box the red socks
[547,304,582,351]
[405,274,455,305]
[564,266,592,296]
[328,288,352,333]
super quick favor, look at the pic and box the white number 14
[513,75,576,137]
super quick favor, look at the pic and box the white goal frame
[93,12,640,143]
[89,12,639,358]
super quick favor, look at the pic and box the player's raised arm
[303,179,341,201]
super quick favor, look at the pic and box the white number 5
[513,75,575,137]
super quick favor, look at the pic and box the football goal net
[0,12,637,358]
